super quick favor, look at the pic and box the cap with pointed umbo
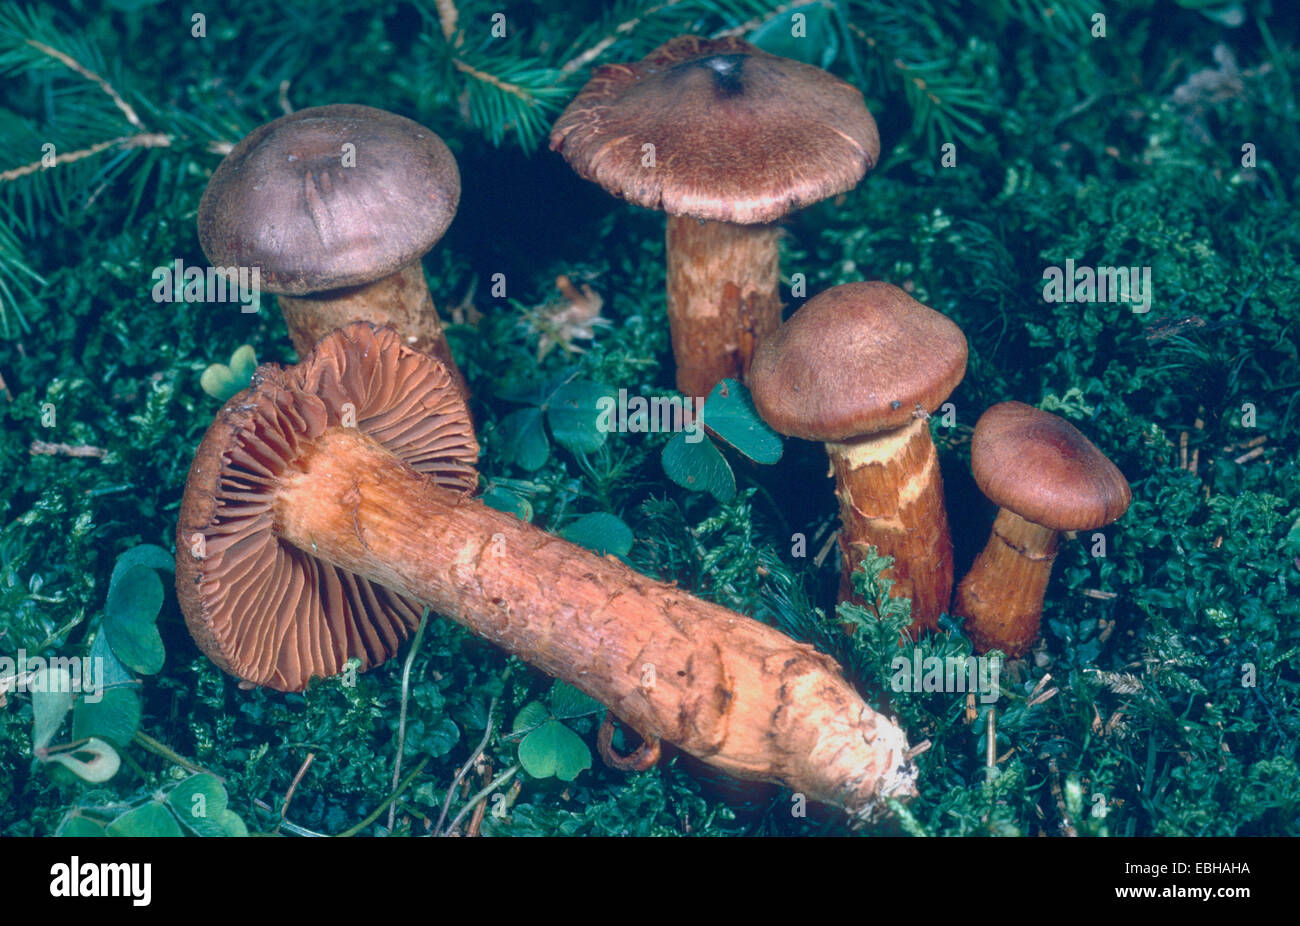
[175,323,918,820]
[953,401,1132,657]
[197,103,468,398]
[550,36,879,398]
[749,282,967,635]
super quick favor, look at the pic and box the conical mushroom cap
[550,36,879,225]
[198,104,460,295]
[749,282,968,441]
[176,324,478,691]
[970,401,1132,532]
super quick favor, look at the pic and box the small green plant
[55,772,247,837]
[661,379,783,502]
[199,345,257,402]
[494,370,614,471]
[511,681,605,782]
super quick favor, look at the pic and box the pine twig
[24,38,142,127]
[560,1,681,76]
[452,57,537,101]
[435,0,459,42]
[0,133,170,184]
[713,0,811,39]
[29,440,106,458]
[279,752,315,830]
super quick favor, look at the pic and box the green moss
[1,0,1296,837]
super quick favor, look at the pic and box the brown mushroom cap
[176,323,478,691]
[748,282,968,441]
[197,104,460,295]
[549,36,879,225]
[970,401,1132,532]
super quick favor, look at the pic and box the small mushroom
[953,402,1131,657]
[176,323,917,820]
[198,103,468,399]
[550,36,879,398]
[748,282,968,635]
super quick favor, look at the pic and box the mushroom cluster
[176,35,1136,826]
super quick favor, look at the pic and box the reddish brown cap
[970,402,1131,531]
[198,104,460,295]
[549,36,879,225]
[175,323,478,691]
[748,282,968,441]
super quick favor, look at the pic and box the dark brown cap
[970,402,1132,531]
[748,282,968,441]
[549,36,879,225]
[175,323,477,691]
[198,104,460,295]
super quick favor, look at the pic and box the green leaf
[749,2,838,67]
[87,632,135,689]
[518,719,592,781]
[512,701,550,735]
[701,379,783,464]
[72,686,141,749]
[547,381,613,454]
[498,407,550,471]
[108,543,174,590]
[662,432,735,502]
[496,370,572,406]
[46,738,121,783]
[31,667,75,749]
[103,564,165,675]
[167,774,229,832]
[200,345,257,402]
[548,680,604,721]
[218,810,249,837]
[480,485,534,522]
[55,814,107,837]
[406,716,461,758]
[106,800,184,837]
[561,512,633,558]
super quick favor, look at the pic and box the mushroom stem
[271,425,916,820]
[953,508,1060,657]
[666,215,781,398]
[826,417,955,635]
[277,262,468,400]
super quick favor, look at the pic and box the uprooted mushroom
[175,323,918,822]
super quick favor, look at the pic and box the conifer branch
[0,133,169,184]
[24,38,142,128]
[559,0,682,75]
[434,0,459,42]
[712,0,810,38]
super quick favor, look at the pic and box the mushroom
[176,323,917,820]
[748,282,968,635]
[197,103,469,399]
[550,36,879,398]
[953,401,1131,657]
